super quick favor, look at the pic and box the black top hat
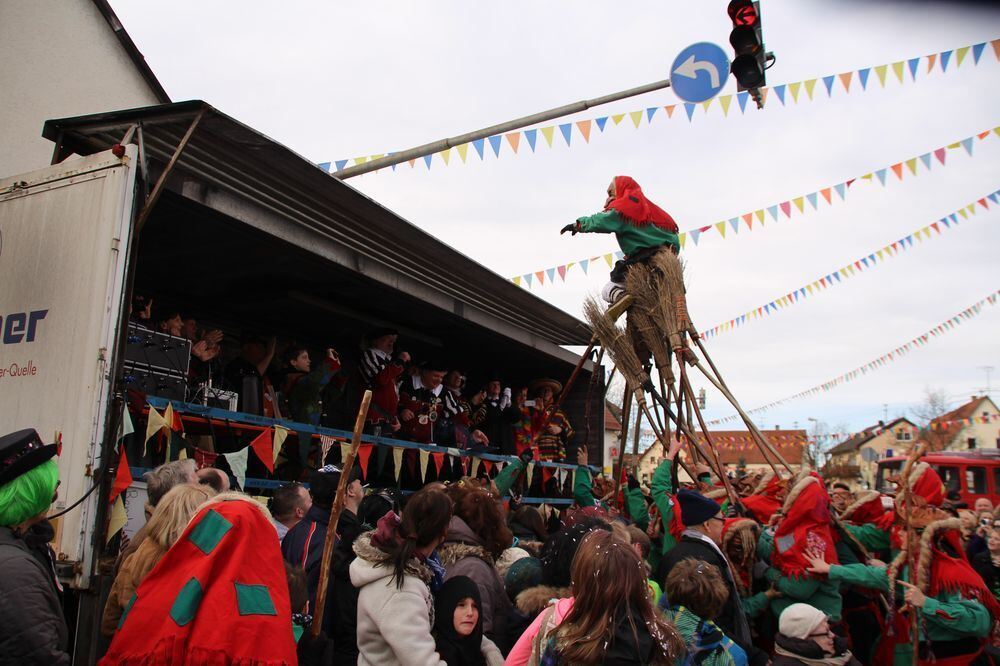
[0,429,58,487]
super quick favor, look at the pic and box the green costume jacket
[576,210,680,255]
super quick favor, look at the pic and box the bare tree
[910,387,951,451]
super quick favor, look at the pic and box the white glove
[500,387,511,410]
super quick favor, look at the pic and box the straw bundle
[623,263,674,383]
[651,250,689,350]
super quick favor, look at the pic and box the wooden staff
[680,378,740,508]
[897,441,926,658]
[311,390,372,639]
[612,390,633,504]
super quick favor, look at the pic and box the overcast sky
[111,0,1000,439]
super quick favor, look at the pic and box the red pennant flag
[250,428,275,472]
[934,148,946,165]
[891,163,904,179]
[742,213,753,229]
[483,460,494,474]
[431,452,446,474]
[979,198,989,210]
[820,188,832,204]
[541,467,553,486]
[357,445,374,478]
[110,445,132,503]
[557,265,567,280]
[664,105,676,118]
[779,201,791,217]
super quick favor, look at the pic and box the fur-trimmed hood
[350,530,432,587]
[514,584,571,616]
[438,515,495,568]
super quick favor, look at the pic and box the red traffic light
[728,0,758,26]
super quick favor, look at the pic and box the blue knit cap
[677,489,722,526]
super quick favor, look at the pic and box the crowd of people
[131,297,576,465]
[6,420,1000,665]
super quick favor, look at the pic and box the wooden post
[311,390,372,638]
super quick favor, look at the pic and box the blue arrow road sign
[669,42,731,103]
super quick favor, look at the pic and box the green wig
[0,459,59,527]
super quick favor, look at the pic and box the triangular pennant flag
[907,57,920,80]
[439,148,451,165]
[579,258,590,274]
[742,213,753,228]
[120,404,135,439]
[664,105,676,118]
[891,163,904,179]
[334,159,349,172]
[546,267,556,282]
[431,452,445,474]
[273,425,288,465]
[788,81,802,102]
[472,138,486,159]
[505,133,521,153]
[875,169,887,185]
[737,92,750,113]
[822,75,835,96]
[471,456,482,478]
[857,68,871,90]
[319,435,335,466]
[576,120,592,143]
[225,447,249,491]
[595,117,609,132]
[806,192,818,209]
[684,103,696,121]
[919,153,932,169]
[718,95,733,116]
[803,79,817,100]
[715,221,726,238]
[513,276,522,287]
[535,270,545,285]
[604,253,615,268]
[558,123,572,146]
[353,156,369,166]
[110,445,132,503]
[838,72,852,92]
[701,99,713,113]
[689,228,702,245]
[729,217,740,233]
[875,64,888,87]
[780,201,792,217]
[523,273,533,287]
[972,42,986,65]
[905,158,918,175]
[250,428,274,472]
[926,53,937,73]
[488,135,502,157]
[773,84,786,105]
[758,88,769,106]
[767,205,779,221]
[526,462,535,488]
[341,442,351,465]
[393,447,404,481]
[423,155,433,169]
[629,110,643,128]
[357,445,373,478]
[961,137,974,155]
[940,50,952,71]
[646,107,658,122]
[540,126,555,147]
[792,197,805,213]
[934,147,946,165]
[457,143,469,163]
[755,209,765,224]
[557,264,567,280]
[524,129,538,152]
[144,404,169,456]
[834,183,847,199]
[107,495,128,545]
[612,113,625,125]
[820,188,832,204]
[419,449,430,480]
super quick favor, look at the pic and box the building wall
[943,400,1000,451]
[0,0,164,177]
[603,428,619,476]
[858,421,919,487]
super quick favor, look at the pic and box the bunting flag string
[706,290,1000,425]
[512,124,999,288]
[699,187,999,339]
[320,38,1000,175]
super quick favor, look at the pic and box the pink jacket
[503,597,575,666]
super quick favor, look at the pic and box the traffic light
[727,0,772,104]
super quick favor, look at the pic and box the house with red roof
[925,395,1000,453]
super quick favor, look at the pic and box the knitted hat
[778,603,826,640]
[496,546,530,580]
[504,556,543,602]
[677,489,722,526]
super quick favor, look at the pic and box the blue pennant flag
[822,75,836,96]
[524,129,538,152]
[646,107,658,122]
[831,272,841,283]
[580,259,589,274]
[875,169,887,186]
[546,267,556,282]
[684,103,696,121]
[868,253,876,264]
[941,216,951,228]
[524,274,533,287]
[940,50,952,71]
[488,135,502,157]
[737,92,750,113]
[335,159,349,171]
[858,68,871,89]
[949,213,958,225]
[834,183,847,200]
[806,192,818,209]
[861,257,869,268]
[317,162,331,172]
[559,123,572,146]
[774,84,786,105]
[973,42,987,65]
[423,155,433,169]
[472,138,486,159]
[988,192,999,205]
[689,228,701,245]
[960,137,973,155]
[908,58,920,80]
[919,153,932,169]
[763,304,771,314]
[729,217,740,233]
[614,250,625,260]
[767,205,779,221]
[595,117,608,132]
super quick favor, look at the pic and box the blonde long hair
[125,483,216,584]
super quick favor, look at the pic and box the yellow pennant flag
[106,495,128,545]
[788,81,802,103]
[892,61,905,83]
[144,404,169,456]
[506,132,521,153]
[629,110,643,128]
[806,284,814,295]
[755,209,765,224]
[354,156,369,166]
[513,276,522,287]
[439,148,451,165]
[393,447,404,481]
[604,253,615,267]
[341,442,351,464]
[370,154,384,163]
[956,45,970,67]
[612,113,626,125]
[715,221,726,238]
[876,249,885,260]
[719,95,733,116]
[540,126,555,147]
[178,447,187,460]
[419,449,430,481]
[967,203,976,215]
[958,207,968,219]
[457,143,469,163]
[804,79,817,100]
[273,425,288,465]
[526,462,535,488]
[792,197,804,213]
[905,158,918,175]
[471,456,481,478]
[678,232,687,249]
[701,99,713,113]
[874,64,888,87]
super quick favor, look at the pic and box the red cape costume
[101,496,297,665]
[606,176,678,232]
[741,472,785,524]
[772,473,839,578]
[839,489,893,530]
